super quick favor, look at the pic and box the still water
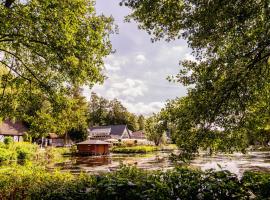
[52,151,270,176]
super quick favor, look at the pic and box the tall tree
[137,115,145,130]
[122,0,270,153]
[0,0,113,118]
[88,92,109,126]
[88,93,141,131]
[145,113,166,146]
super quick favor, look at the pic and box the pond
[51,150,270,177]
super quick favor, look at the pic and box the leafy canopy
[0,0,113,117]
[122,0,270,152]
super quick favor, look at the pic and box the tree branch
[0,48,48,89]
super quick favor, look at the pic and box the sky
[83,0,191,116]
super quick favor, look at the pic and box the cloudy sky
[83,0,191,115]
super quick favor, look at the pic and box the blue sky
[84,0,190,115]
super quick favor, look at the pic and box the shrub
[111,146,159,153]
[242,171,270,199]
[1,165,270,199]
[3,137,13,146]
[0,149,16,163]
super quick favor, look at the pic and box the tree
[88,92,110,126]
[137,115,145,130]
[122,0,270,153]
[0,0,113,118]
[145,113,166,146]
[20,86,89,139]
[88,93,140,131]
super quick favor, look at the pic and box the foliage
[3,165,270,199]
[137,115,145,130]
[121,0,270,155]
[3,136,13,145]
[242,171,270,199]
[0,0,113,117]
[88,92,141,131]
[111,145,158,153]
[145,113,167,146]
[0,142,38,164]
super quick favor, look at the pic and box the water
[51,151,270,176]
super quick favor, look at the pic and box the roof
[47,133,59,139]
[89,125,129,137]
[76,139,110,145]
[131,130,146,139]
[0,120,27,136]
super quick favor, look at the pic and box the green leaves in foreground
[1,165,270,199]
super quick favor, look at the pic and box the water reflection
[53,151,270,176]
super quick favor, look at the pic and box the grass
[111,145,159,153]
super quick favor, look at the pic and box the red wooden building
[76,140,110,155]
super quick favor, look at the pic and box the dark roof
[89,125,129,137]
[0,120,27,136]
[76,140,110,145]
[131,130,146,139]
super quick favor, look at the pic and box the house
[46,133,73,147]
[0,119,27,142]
[89,125,132,141]
[76,139,110,155]
[130,130,147,140]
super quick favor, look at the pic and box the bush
[0,142,38,164]
[242,171,270,199]
[111,146,159,153]
[1,165,270,199]
[3,137,13,145]
[0,149,16,163]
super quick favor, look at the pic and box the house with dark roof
[0,119,27,142]
[88,125,132,141]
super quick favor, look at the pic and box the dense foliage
[145,113,167,146]
[1,165,270,199]
[88,92,145,131]
[0,140,38,164]
[0,0,113,119]
[122,0,270,154]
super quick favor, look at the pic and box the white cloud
[172,45,186,53]
[104,63,121,71]
[91,76,148,101]
[135,54,146,64]
[103,55,127,72]
[121,100,164,115]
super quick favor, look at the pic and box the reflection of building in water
[75,155,111,167]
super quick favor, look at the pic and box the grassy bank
[0,141,71,165]
[0,165,269,199]
[111,145,159,153]
[0,141,38,164]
